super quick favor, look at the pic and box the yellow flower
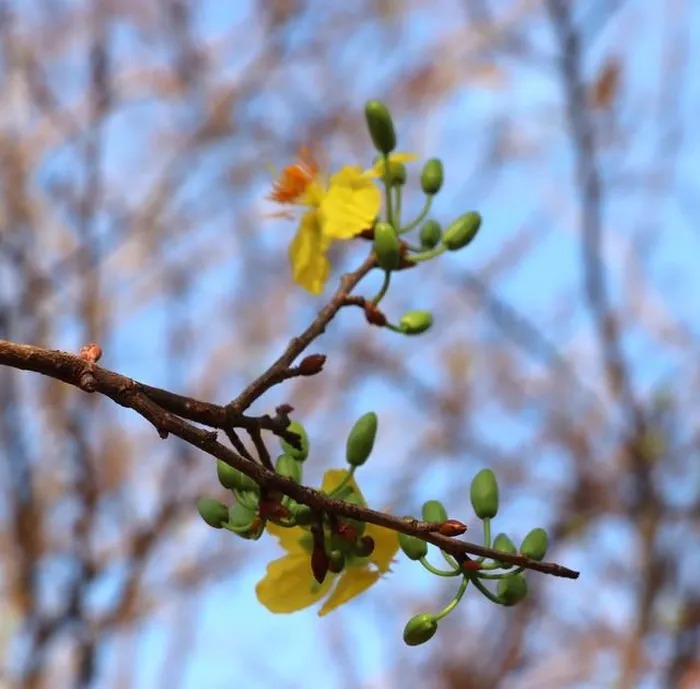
[269,149,381,294]
[255,469,399,616]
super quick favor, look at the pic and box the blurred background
[1,1,699,687]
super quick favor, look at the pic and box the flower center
[269,148,319,204]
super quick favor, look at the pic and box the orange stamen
[268,147,319,203]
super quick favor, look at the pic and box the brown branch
[0,336,579,579]
[227,254,376,413]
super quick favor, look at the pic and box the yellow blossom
[255,469,399,616]
[269,149,381,294]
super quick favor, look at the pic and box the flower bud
[470,468,499,519]
[399,310,433,335]
[289,502,313,526]
[520,527,548,561]
[420,158,444,195]
[217,460,258,492]
[438,519,467,537]
[197,497,229,528]
[390,161,407,186]
[354,535,375,557]
[346,411,378,467]
[497,573,528,606]
[373,222,401,271]
[280,420,309,462]
[275,453,302,483]
[311,545,329,584]
[403,613,438,646]
[442,212,481,251]
[422,499,448,523]
[398,531,428,560]
[492,532,516,568]
[364,100,396,154]
[419,220,442,249]
[227,500,257,529]
[298,353,326,376]
[328,549,346,573]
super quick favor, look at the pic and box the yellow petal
[289,210,330,294]
[318,568,381,617]
[321,469,365,505]
[370,152,419,177]
[256,553,334,613]
[320,167,380,240]
[366,522,399,574]
[266,522,307,554]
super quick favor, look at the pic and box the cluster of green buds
[363,100,482,336]
[400,469,549,646]
[197,411,381,583]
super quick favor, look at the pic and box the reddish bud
[298,354,326,376]
[461,559,482,572]
[364,302,387,327]
[336,522,358,543]
[438,519,468,537]
[79,343,102,363]
[355,535,375,557]
[311,545,330,583]
[258,501,290,522]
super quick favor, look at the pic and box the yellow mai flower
[255,469,399,616]
[269,149,381,294]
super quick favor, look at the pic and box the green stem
[393,186,402,228]
[419,556,462,577]
[469,573,503,605]
[478,518,491,562]
[328,467,356,497]
[434,575,470,621]
[399,195,433,234]
[385,322,404,334]
[382,154,393,227]
[371,271,391,306]
[440,549,460,570]
[483,518,492,549]
[409,245,446,263]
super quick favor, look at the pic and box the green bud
[398,529,428,561]
[442,211,481,251]
[420,158,444,195]
[328,549,345,573]
[346,411,378,466]
[492,532,516,569]
[197,497,229,528]
[419,220,442,249]
[364,100,396,154]
[298,530,314,554]
[275,453,302,483]
[470,468,499,519]
[280,420,309,461]
[227,500,257,529]
[289,501,313,526]
[373,222,401,271]
[216,460,258,493]
[497,573,528,606]
[403,613,438,646]
[520,527,549,561]
[422,499,448,523]
[399,310,433,335]
[375,156,407,185]
[353,535,375,558]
